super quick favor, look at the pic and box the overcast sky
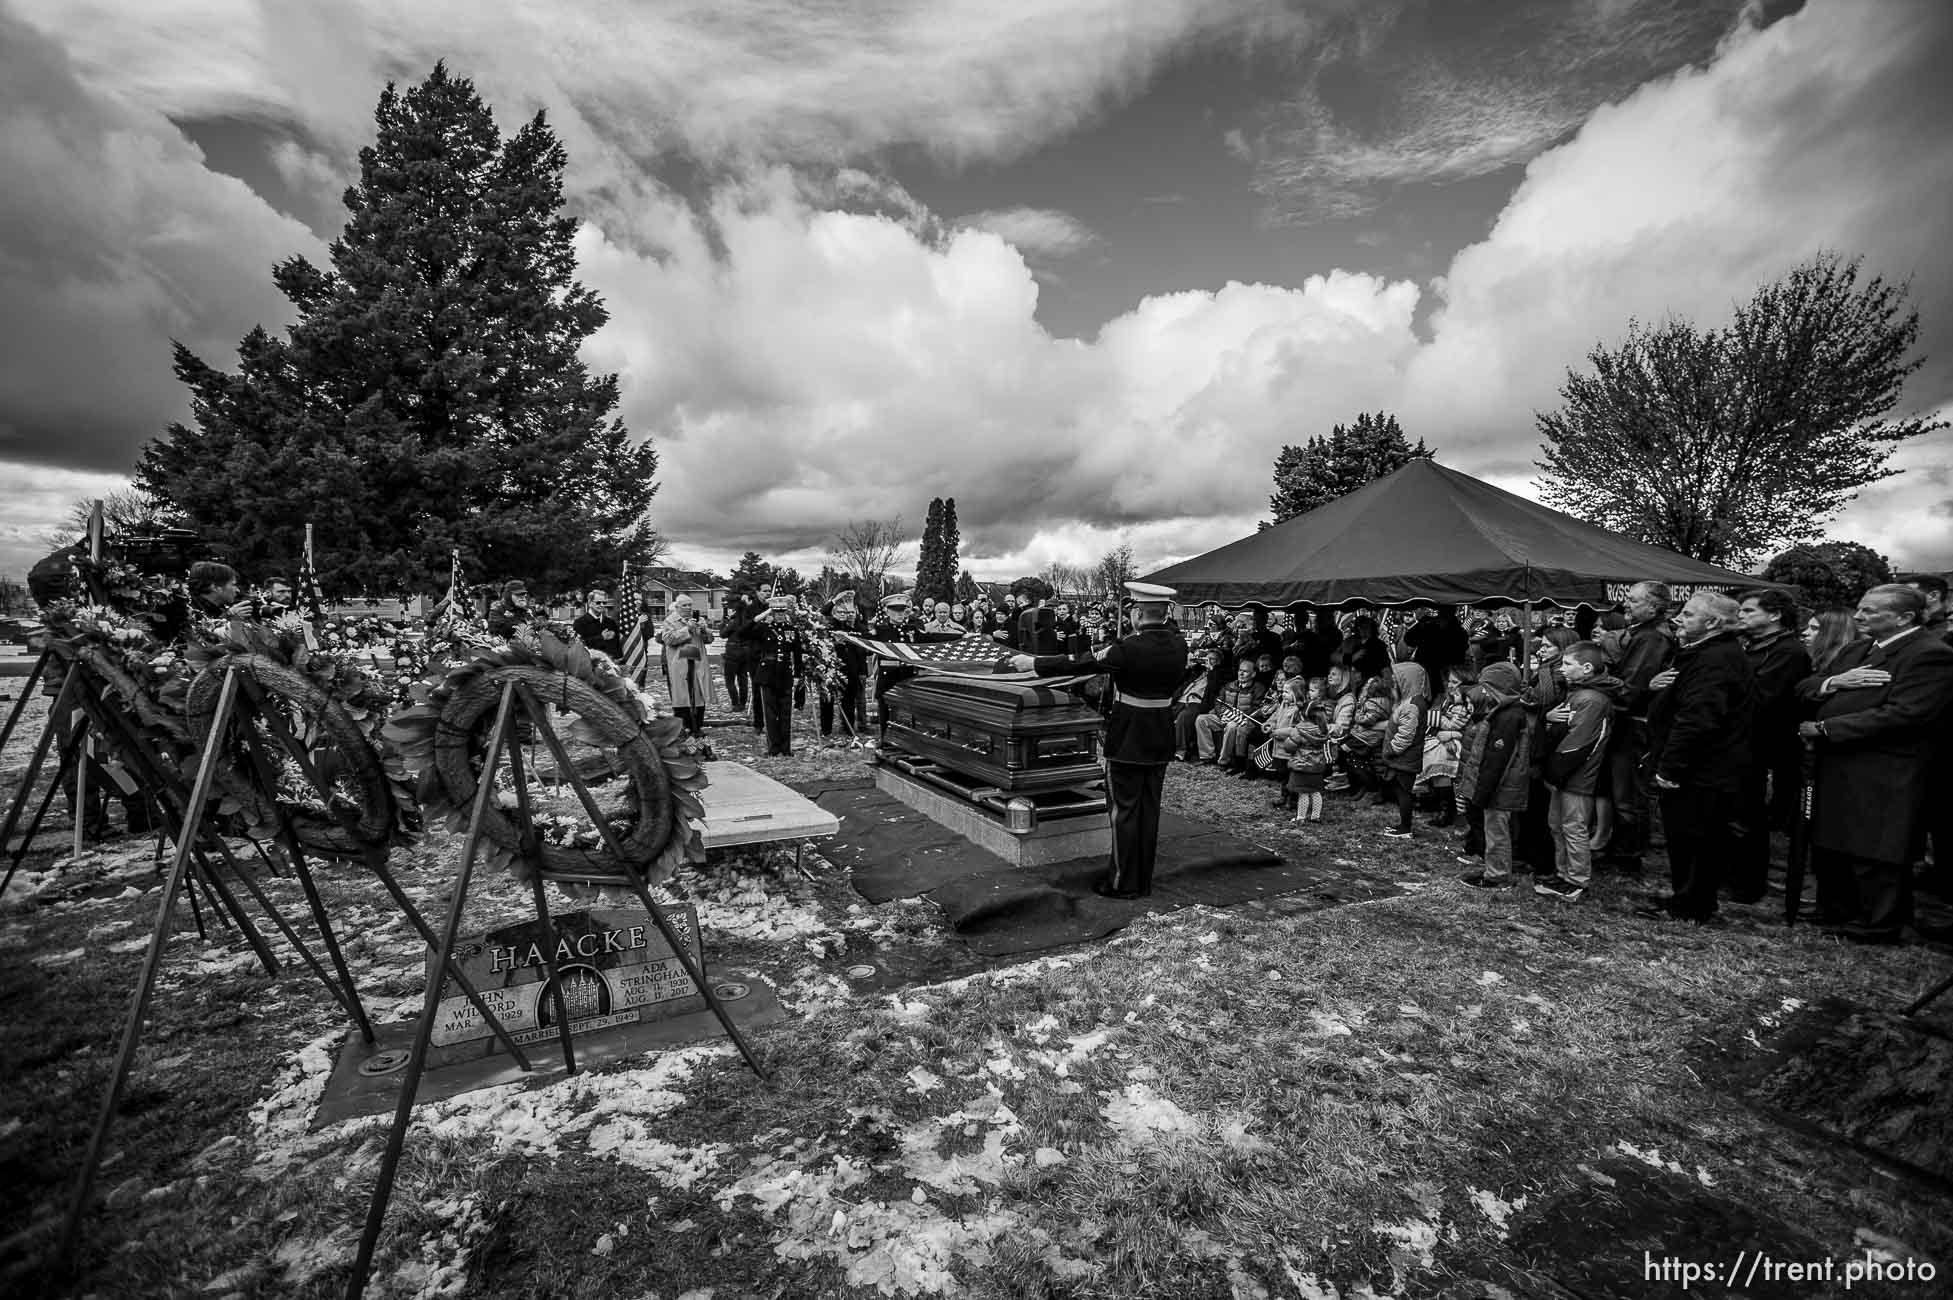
[3,0,1951,586]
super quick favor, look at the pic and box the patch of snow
[1375,1216,1440,1269]
[1614,1141,1685,1175]
[718,1151,1017,1296]
[1467,1187,1527,1236]
[31,947,85,967]
[1100,1083,1198,1143]
[1308,1012,1354,1037]
[1474,971,1504,987]
[271,1231,353,1286]
[584,1125,728,1190]
[1018,1014,1059,1044]
[1024,1027,1112,1077]
[906,1067,943,1096]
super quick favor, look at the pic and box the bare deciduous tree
[830,516,910,608]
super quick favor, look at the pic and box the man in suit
[1797,583,1953,942]
[572,590,623,659]
[1011,582,1189,898]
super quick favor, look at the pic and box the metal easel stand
[344,679,768,1299]
[47,663,439,1282]
[218,666,537,1067]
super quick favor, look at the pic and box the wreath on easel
[182,621,416,860]
[382,631,709,887]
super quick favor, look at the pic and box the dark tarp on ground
[1143,458,1777,608]
[808,784,1295,957]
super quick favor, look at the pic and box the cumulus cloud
[1397,0,1953,479]
[956,208,1098,260]
[577,168,1421,571]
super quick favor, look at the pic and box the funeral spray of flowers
[794,606,851,699]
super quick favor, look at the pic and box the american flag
[618,560,648,684]
[297,522,327,618]
[836,631,1098,685]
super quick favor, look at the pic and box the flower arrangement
[382,630,710,887]
[797,609,851,699]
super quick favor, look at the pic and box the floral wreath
[382,630,709,887]
[183,620,415,857]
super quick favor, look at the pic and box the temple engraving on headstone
[423,905,705,1068]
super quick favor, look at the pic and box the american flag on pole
[618,560,649,684]
[298,522,327,619]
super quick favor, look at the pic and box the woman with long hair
[1802,606,1858,676]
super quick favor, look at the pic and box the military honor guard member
[871,592,920,643]
[1011,581,1189,898]
[739,593,808,757]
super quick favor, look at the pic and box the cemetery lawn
[2,698,1951,1298]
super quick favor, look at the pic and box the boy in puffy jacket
[1456,661,1532,888]
[1534,642,1625,902]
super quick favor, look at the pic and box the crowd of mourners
[1164,579,1953,945]
[35,548,1950,945]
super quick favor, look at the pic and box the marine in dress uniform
[738,595,807,757]
[1012,582,1189,898]
[869,593,920,643]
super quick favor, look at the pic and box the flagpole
[75,500,105,860]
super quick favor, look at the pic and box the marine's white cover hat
[1123,581,1176,603]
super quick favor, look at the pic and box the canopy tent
[1143,458,1773,609]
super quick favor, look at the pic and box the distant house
[637,566,731,625]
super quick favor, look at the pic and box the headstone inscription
[422,905,705,1069]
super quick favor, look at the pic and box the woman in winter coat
[658,595,716,735]
[1381,662,1431,838]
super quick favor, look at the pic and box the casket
[880,675,1103,793]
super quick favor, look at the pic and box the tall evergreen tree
[138,63,660,594]
[1266,412,1430,526]
[729,551,776,591]
[937,498,961,605]
[916,497,946,605]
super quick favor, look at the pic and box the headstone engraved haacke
[424,905,704,1070]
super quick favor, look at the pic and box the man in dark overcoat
[1011,582,1188,898]
[1729,588,1811,902]
[722,583,763,716]
[1797,584,1953,942]
[1639,591,1752,924]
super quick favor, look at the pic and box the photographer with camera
[658,594,716,737]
